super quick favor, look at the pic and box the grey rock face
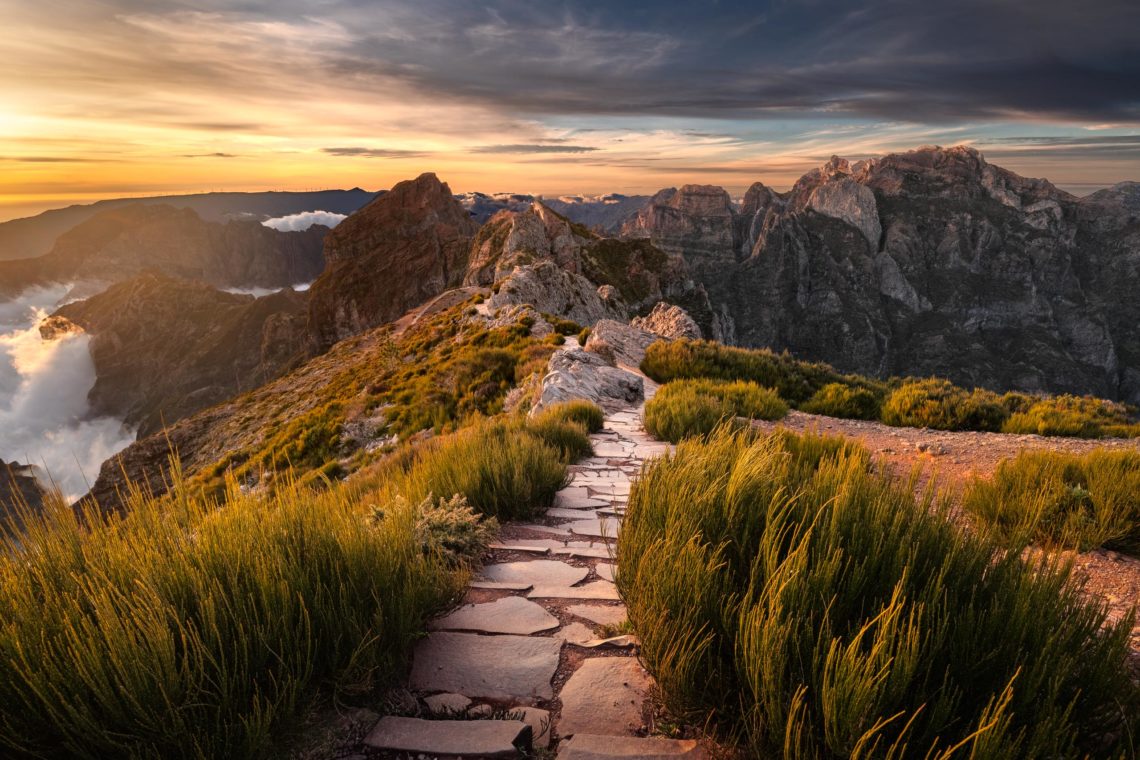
[584,320,658,368]
[533,348,643,413]
[622,145,1140,404]
[631,302,702,340]
[489,260,626,327]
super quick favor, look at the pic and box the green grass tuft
[643,379,787,443]
[0,471,463,759]
[617,428,1138,758]
[965,448,1140,554]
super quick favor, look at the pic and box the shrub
[965,449,1140,554]
[577,326,591,345]
[541,313,583,336]
[391,418,569,521]
[0,474,461,759]
[641,339,883,405]
[409,494,498,566]
[534,400,605,434]
[617,428,1138,758]
[525,416,593,463]
[643,380,787,442]
[881,378,1008,432]
[799,382,881,420]
[1001,395,1140,439]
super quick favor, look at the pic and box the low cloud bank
[222,281,313,298]
[261,210,347,231]
[0,286,134,501]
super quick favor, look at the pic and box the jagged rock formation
[0,204,326,297]
[625,146,1140,404]
[456,192,649,232]
[0,460,46,521]
[53,273,308,437]
[533,347,643,414]
[307,173,477,349]
[473,201,715,331]
[630,302,702,341]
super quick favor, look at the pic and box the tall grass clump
[385,417,572,521]
[1001,395,1140,439]
[0,474,462,759]
[965,449,1140,554]
[536,399,605,434]
[643,380,787,443]
[880,378,1008,431]
[617,428,1137,758]
[641,339,883,405]
[799,382,882,420]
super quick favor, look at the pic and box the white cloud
[261,209,347,231]
[222,281,313,297]
[0,287,134,502]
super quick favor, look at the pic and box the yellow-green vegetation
[0,475,465,759]
[541,313,584,336]
[965,449,1140,554]
[643,379,787,443]
[880,378,1008,431]
[367,401,602,522]
[617,427,1138,758]
[1002,394,1140,438]
[580,238,670,304]
[541,398,605,434]
[644,339,1140,439]
[641,339,883,405]
[201,302,559,491]
[799,382,881,420]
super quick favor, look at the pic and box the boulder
[489,260,626,327]
[533,348,643,413]
[631,302,702,340]
[584,320,657,368]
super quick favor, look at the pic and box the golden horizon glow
[1,4,1137,222]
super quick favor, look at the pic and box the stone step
[556,734,705,759]
[430,596,559,635]
[409,632,561,702]
[528,581,620,600]
[558,658,653,738]
[363,716,531,758]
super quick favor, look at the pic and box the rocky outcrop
[307,173,477,349]
[465,203,589,286]
[533,348,643,414]
[53,273,308,437]
[0,460,46,521]
[0,204,327,297]
[488,261,624,327]
[584,321,658,369]
[621,185,738,262]
[616,146,1140,405]
[630,302,702,341]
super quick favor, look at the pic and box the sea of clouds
[0,285,134,501]
[260,209,346,232]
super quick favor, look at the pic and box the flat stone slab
[469,581,533,591]
[510,706,552,749]
[528,581,620,601]
[547,507,602,519]
[557,734,705,759]
[423,692,471,714]
[364,716,531,757]
[481,560,589,587]
[488,542,552,555]
[558,658,653,737]
[554,546,613,559]
[569,518,621,540]
[554,622,596,645]
[409,632,561,702]
[595,563,616,582]
[431,596,559,635]
[554,493,611,509]
[515,523,572,536]
[567,604,628,627]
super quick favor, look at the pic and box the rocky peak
[307,173,477,349]
[630,302,702,341]
[620,184,738,260]
[464,202,591,287]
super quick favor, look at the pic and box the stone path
[363,397,706,758]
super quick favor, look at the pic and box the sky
[1,0,1138,221]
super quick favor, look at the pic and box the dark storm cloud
[321,147,431,158]
[977,135,1140,160]
[471,144,600,154]
[311,0,1140,124]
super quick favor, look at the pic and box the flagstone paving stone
[409,632,561,702]
[566,603,628,627]
[528,581,620,600]
[430,596,559,635]
[363,716,531,757]
[480,560,589,587]
[556,734,706,759]
[557,658,653,738]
